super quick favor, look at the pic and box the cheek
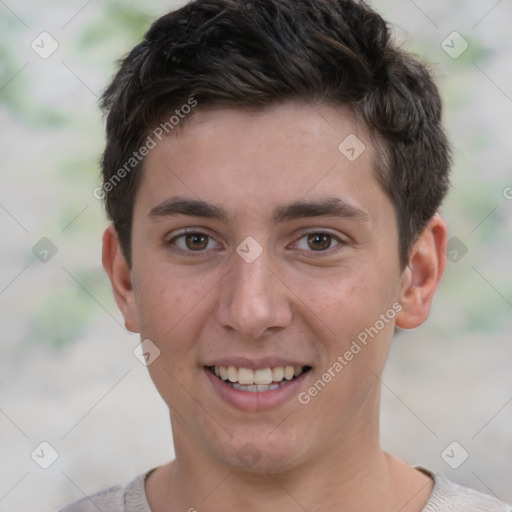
[135,272,209,410]
[301,270,393,333]
[291,267,399,382]
[133,268,203,356]
[300,275,398,409]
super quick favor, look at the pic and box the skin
[103,102,447,511]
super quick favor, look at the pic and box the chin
[215,429,308,475]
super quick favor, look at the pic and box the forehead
[134,102,390,227]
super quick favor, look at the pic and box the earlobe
[102,225,140,333]
[395,215,447,330]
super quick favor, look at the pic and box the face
[104,102,446,474]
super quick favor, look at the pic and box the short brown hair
[100,0,451,268]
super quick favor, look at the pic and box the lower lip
[204,368,310,412]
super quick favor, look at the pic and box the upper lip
[204,357,311,369]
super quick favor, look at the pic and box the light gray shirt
[57,466,511,511]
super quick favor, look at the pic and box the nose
[214,247,293,340]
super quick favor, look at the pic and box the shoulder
[421,468,511,512]
[56,471,152,512]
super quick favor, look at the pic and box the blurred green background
[1,1,510,510]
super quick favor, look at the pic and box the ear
[102,224,140,333]
[395,215,448,329]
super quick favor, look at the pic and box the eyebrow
[148,196,368,224]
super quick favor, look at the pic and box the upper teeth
[214,365,304,385]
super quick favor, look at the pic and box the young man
[60,0,510,510]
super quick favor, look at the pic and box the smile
[207,365,311,393]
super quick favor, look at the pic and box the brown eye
[292,231,343,254]
[184,233,209,251]
[168,231,220,254]
[307,233,333,251]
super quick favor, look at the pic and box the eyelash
[166,230,345,257]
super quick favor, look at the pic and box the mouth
[206,365,312,392]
